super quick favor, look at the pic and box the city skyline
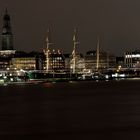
[0,0,140,56]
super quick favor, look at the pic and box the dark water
[0,79,140,139]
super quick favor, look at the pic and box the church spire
[2,8,13,50]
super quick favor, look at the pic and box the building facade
[85,50,116,71]
[70,54,85,73]
[11,51,45,71]
[125,50,140,68]
[43,49,65,72]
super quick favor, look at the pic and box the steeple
[2,8,13,50]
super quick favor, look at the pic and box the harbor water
[0,79,140,139]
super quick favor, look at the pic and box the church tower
[1,9,13,50]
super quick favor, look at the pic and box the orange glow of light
[42,82,54,88]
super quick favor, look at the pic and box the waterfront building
[125,50,140,68]
[70,53,85,73]
[12,57,36,70]
[84,37,116,71]
[63,54,71,72]
[0,50,15,69]
[48,50,65,72]
[43,49,65,72]
[11,51,45,71]
[84,50,116,71]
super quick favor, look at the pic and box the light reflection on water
[42,82,54,88]
[0,80,140,139]
[127,77,140,80]
[1,77,140,87]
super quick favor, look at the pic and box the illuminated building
[85,50,116,71]
[12,57,36,70]
[70,54,85,73]
[63,54,71,72]
[84,37,115,71]
[43,49,65,72]
[125,50,140,68]
[11,51,45,70]
[0,50,15,69]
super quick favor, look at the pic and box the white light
[126,54,140,58]
[105,75,109,79]
[112,73,118,77]
[10,78,14,82]
[112,73,125,78]
[20,69,24,72]
[0,79,4,84]
[119,74,125,77]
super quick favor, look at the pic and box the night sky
[0,0,140,56]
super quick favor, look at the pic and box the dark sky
[0,0,140,56]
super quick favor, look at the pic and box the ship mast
[107,51,109,69]
[96,36,100,71]
[44,29,52,73]
[72,29,79,74]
